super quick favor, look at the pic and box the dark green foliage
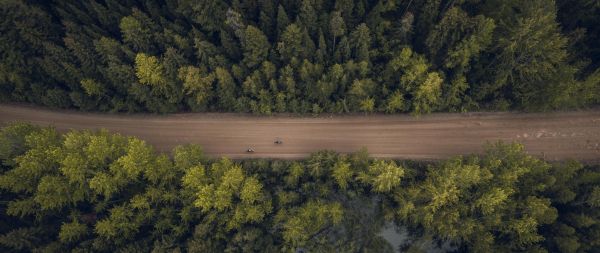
[472,0,579,110]
[0,0,597,113]
[541,160,600,252]
[557,0,600,72]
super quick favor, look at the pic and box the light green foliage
[95,205,138,239]
[359,97,375,113]
[0,125,203,249]
[0,127,61,193]
[240,177,263,204]
[277,24,303,61]
[85,130,126,168]
[474,188,510,215]
[173,144,206,170]
[144,154,174,184]
[242,70,265,97]
[332,159,352,190]
[129,194,150,210]
[89,171,120,198]
[34,175,74,210]
[112,138,153,181]
[412,72,443,115]
[359,160,404,193]
[384,90,407,113]
[184,158,272,230]
[388,48,428,88]
[80,79,104,96]
[285,162,305,187]
[212,164,244,211]
[135,53,166,86]
[349,78,375,99]
[395,142,558,251]
[60,130,126,186]
[278,200,344,248]
[384,48,444,114]
[178,66,214,107]
[119,10,155,52]
[242,26,270,68]
[59,220,88,243]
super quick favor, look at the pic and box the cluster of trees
[1,0,599,114]
[1,123,599,252]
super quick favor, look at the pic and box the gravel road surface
[1,104,599,162]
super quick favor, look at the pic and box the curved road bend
[1,105,599,162]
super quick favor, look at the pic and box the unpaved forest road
[1,104,599,162]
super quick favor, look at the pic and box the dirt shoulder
[1,104,599,163]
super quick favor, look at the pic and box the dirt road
[1,104,599,162]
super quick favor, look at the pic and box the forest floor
[1,104,599,163]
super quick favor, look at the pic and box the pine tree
[215,67,238,110]
[350,23,371,62]
[59,220,88,243]
[119,9,157,53]
[135,53,166,87]
[298,0,318,36]
[394,142,558,252]
[0,0,598,113]
[177,0,227,32]
[329,11,346,56]
[178,66,214,109]
[277,24,304,62]
[242,26,270,68]
[316,29,327,63]
[412,72,443,115]
[475,0,577,109]
[276,5,290,40]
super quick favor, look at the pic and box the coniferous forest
[2,0,600,252]
[1,0,599,114]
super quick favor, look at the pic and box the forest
[1,0,599,114]
[2,0,600,252]
[0,123,599,252]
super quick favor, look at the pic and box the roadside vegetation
[1,0,599,114]
[1,123,598,252]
